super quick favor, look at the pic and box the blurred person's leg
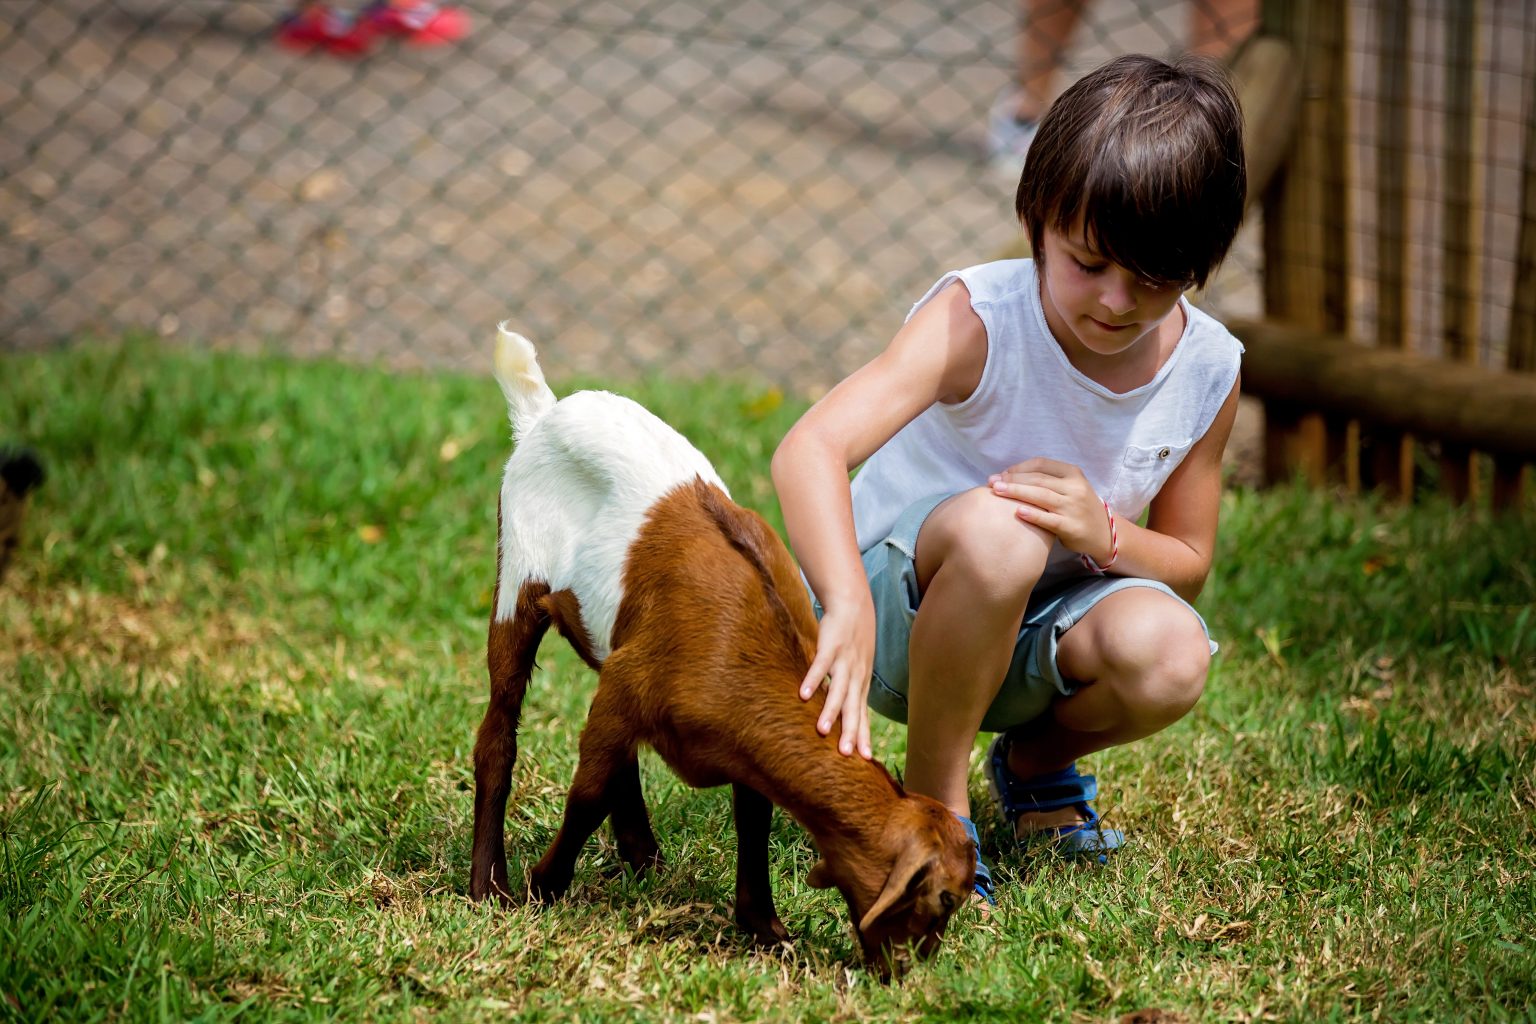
[989,0,1087,169]
[1189,0,1260,60]
[1015,0,1089,123]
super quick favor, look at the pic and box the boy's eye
[1072,257,1106,274]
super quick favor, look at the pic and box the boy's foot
[275,4,377,55]
[954,813,996,910]
[983,733,1125,862]
[986,88,1040,178]
[364,1,471,46]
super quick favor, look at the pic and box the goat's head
[808,795,975,978]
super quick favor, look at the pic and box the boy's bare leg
[1004,587,1211,829]
[904,488,1053,817]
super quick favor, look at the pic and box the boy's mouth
[1089,316,1134,333]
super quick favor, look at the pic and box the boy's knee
[1141,611,1209,719]
[1159,633,1209,717]
[918,487,1051,599]
[1098,596,1210,721]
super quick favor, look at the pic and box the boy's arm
[772,282,988,757]
[987,376,1241,600]
[1131,375,1241,600]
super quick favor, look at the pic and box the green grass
[2,339,1533,1022]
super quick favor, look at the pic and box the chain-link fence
[2,0,1272,390]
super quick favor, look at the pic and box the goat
[469,326,975,973]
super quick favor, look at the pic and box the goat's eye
[939,890,958,913]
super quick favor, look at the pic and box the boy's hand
[989,457,1113,565]
[797,599,875,759]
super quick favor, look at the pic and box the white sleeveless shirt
[849,259,1242,581]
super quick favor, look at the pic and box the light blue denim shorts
[814,491,1217,734]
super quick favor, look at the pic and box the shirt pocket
[1111,438,1195,514]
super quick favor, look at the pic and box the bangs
[1058,156,1209,288]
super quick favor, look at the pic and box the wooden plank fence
[1247,0,1536,509]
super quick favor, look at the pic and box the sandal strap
[1013,770,1100,813]
[987,735,1099,817]
[985,733,1126,861]
[955,814,995,905]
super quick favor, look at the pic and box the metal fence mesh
[2,0,1271,389]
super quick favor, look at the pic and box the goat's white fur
[491,323,727,660]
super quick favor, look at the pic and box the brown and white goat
[469,326,975,971]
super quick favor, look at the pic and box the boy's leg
[903,487,1053,818]
[1003,586,1211,830]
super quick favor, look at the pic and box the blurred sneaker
[987,87,1039,179]
[275,4,377,55]
[364,1,471,46]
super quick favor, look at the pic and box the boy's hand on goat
[799,599,875,759]
[989,457,1114,566]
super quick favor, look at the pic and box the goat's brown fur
[470,478,975,972]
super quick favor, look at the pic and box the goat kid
[470,326,975,972]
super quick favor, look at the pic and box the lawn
[2,341,1533,1022]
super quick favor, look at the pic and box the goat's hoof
[739,913,792,948]
[601,849,664,882]
[626,849,665,877]
[527,868,570,904]
[613,831,664,873]
[469,872,516,906]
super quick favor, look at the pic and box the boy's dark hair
[1015,53,1246,289]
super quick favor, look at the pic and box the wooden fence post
[1260,0,1351,488]
[1362,0,1415,500]
[1439,0,1483,503]
[1497,22,1536,511]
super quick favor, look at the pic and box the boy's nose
[1099,286,1135,318]
[1096,268,1138,317]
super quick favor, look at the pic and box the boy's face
[1036,224,1187,359]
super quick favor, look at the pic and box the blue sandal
[983,733,1125,861]
[955,814,995,905]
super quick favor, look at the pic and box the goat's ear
[807,859,836,889]
[858,842,935,934]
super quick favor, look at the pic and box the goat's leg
[471,580,551,904]
[528,690,632,903]
[608,755,664,875]
[731,783,791,946]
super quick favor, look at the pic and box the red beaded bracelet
[1080,499,1118,574]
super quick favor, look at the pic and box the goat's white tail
[493,323,556,441]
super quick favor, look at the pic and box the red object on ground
[364,2,471,46]
[275,4,377,55]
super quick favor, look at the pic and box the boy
[772,54,1246,901]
